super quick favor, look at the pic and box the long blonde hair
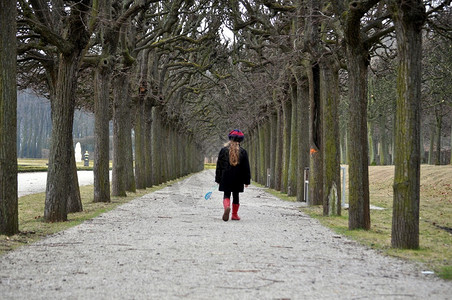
[228,141,240,166]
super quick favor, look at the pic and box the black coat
[215,146,251,193]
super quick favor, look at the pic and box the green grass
[17,158,108,172]
[438,266,452,280]
[204,163,216,169]
[17,158,49,172]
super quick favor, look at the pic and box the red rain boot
[223,198,231,221]
[231,203,240,220]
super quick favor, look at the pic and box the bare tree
[331,0,394,229]
[18,0,96,221]
[92,0,153,201]
[422,24,452,165]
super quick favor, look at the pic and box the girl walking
[215,130,251,221]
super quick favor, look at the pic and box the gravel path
[1,170,451,299]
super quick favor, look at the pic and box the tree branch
[18,0,73,55]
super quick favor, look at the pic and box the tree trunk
[67,152,82,213]
[346,52,370,229]
[345,14,371,230]
[42,0,91,222]
[145,101,153,188]
[390,0,426,249]
[168,128,175,180]
[136,48,151,188]
[125,101,136,192]
[152,107,162,185]
[288,78,298,197]
[368,119,379,165]
[264,121,271,186]
[93,60,111,203]
[341,125,348,164]
[435,108,442,165]
[161,124,170,182]
[321,60,341,216]
[251,128,258,182]
[281,97,292,194]
[134,99,146,189]
[254,129,259,182]
[428,123,435,164]
[45,55,81,222]
[245,131,253,180]
[0,0,18,235]
[112,71,129,197]
[103,0,140,195]
[269,113,278,189]
[258,123,266,185]
[295,73,310,202]
[308,63,323,205]
[379,114,388,165]
[420,129,425,164]
[274,105,283,191]
[368,120,374,164]
[177,133,183,177]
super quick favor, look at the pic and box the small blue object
[204,191,212,200]
[204,185,217,200]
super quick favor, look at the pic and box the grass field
[17,158,97,172]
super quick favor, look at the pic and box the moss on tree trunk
[344,9,371,230]
[281,98,292,194]
[320,61,341,216]
[390,0,426,249]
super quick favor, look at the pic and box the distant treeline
[17,91,98,158]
